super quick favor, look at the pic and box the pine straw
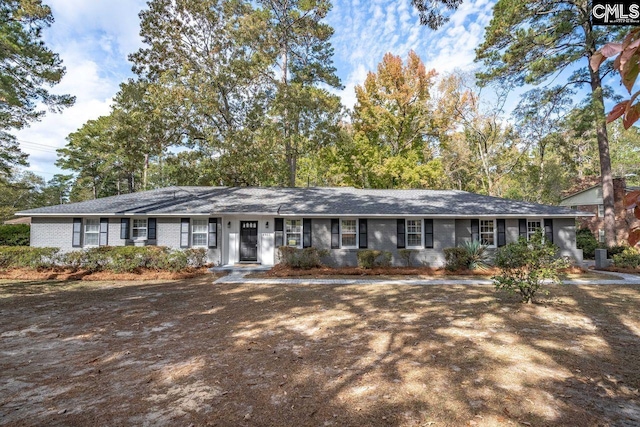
[263,264,586,279]
[0,267,213,281]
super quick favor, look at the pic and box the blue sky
[16,0,496,179]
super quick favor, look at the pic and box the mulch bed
[264,264,586,278]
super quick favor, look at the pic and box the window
[84,219,99,246]
[527,220,542,240]
[341,219,357,248]
[570,205,577,210]
[192,219,208,246]
[598,204,604,217]
[598,229,605,243]
[480,219,495,246]
[406,219,422,248]
[285,219,302,247]
[132,219,147,239]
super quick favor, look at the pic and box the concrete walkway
[213,268,640,286]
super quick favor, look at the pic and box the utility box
[595,249,610,269]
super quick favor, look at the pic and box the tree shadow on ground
[0,279,639,426]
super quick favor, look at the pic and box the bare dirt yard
[1,277,639,426]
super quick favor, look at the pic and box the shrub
[378,251,392,267]
[444,247,469,271]
[461,240,490,270]
[612,247,640,269]
[606,245,628,257]
[278,247,328,269]
[493,230,569,303]
[398,249,414,267]
[576,228,598,259]
[357,250,381,269]
[0,224,30,246]
[185,248,208,268]
[0,246,60,269]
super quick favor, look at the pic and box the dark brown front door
[240,221,258,262]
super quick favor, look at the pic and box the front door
[240,221,258,262]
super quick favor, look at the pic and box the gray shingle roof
[17,186,588,217]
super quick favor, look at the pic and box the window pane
[85,233,99,246]
[407,234,421,247]
[193,233,207,246]
[286,219,301,233]
[342,234,356,247]
[286,234,301,247]
[192,219,207,233]
[132,218,147,238]
[341,220,356,247]
[406,219,421,234]
[85,219,99,233]
[480,220,494,246]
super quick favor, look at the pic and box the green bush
[444,247,470,271]
[606,245,628,257]
[0,246,209,273]
[357,250,381,269]
[357,250,393,268]
[278,247,328,269]
[612,247,640,269]
[493,230,569,303]
[0,246,60,269]
[0,224,30,246]
[398,249,414,267]
[576,228,598,259]
[378,251,392,267]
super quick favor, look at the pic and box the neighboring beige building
[3,217,31,225]
[560,177,639,244]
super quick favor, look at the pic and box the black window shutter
[275,218,284,247]
[471,219,480,242]
[519,218,527,239]
[180,218,190,248]
[331,218,340,249]
[208,218,217,248]
[303,218,312,248]
[397,219,405,249]
[72,218,82,247]
[148,218,157,240]
[497,219,506,247]
[99,218,108,246]
[359,219,368,248]
[120,218,130,240]
[424,219,434,248]
[544,218,554,243]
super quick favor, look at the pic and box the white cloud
[13,0,148,177]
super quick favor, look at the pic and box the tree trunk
[589,61,616,247]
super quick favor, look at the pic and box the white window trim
[191,218,208,247]
[84,218,100,248]
[132,218,148,240]
[405,218,423,249]
[340,218,358,249]
[479,218,496,248]
[285,218,303,248]
[526,218,543,241]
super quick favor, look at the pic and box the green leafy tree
[257,0,343,186]
[348,51,444,188]
[130,0,274,185]
[475,0,621,246]
[0,0,74,177]
[493,230,569,303]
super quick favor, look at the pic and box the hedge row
[0,224,30,246]
[0,246,208,273]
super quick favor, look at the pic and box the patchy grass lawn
[1,279,639,426]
